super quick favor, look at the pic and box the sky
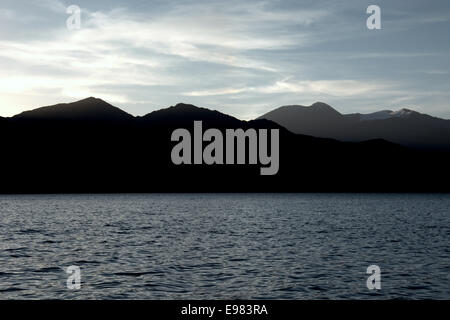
[1,0,450,119]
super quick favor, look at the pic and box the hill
[1,98,448,193]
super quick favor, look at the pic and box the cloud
[1,0,450,119]
[0,9,15,19]
[256,79,386,96]
[0,1,329,114]
[184,87,248,97]
[184,78,388,97]
[38,0,68,13]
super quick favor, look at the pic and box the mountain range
[259,102,450,149]
[1,97,449,193]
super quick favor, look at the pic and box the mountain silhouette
[1,98,449,193]
[143,103,240,123]
[13,97,133,121]
[259,102,450,149]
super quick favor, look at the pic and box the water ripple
[0,193,448,299]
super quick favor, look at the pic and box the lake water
[0,194,449,299]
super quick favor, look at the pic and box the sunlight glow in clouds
[0,0,450,119]
[184,79,387,97]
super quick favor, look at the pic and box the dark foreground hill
[1,98,449,193]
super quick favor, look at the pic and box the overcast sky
[1,0,450,119]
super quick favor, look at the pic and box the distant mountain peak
[311,101,331,108]
[172,102,205,111]
[310,102,341,115]
[78,96,110,104]
[259,102,450,148]
[141,102,241,127]
[359,108,418,121]
[13,97,133,121]
[258,102,342,125]
[81,96,100,101]
[174,102,196,107]
[393,108,415,116]
[148,102,220,115]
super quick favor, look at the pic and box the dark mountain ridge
[1,98,448,193]
[13,97,134,121]
[138,103,244,130]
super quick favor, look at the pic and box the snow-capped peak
[360,108,416,121]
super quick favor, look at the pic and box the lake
[0,193,448,299]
